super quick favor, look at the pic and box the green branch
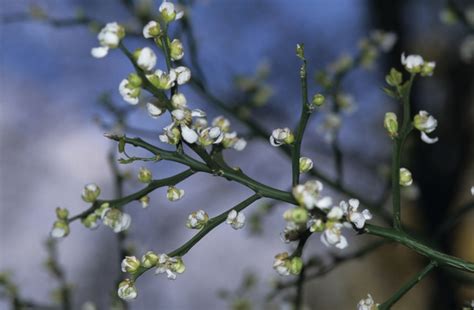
[67,169,195,223]
[378,261,437,310]
[365,224,474,272]
[132,194,261,280]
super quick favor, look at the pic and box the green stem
[365,224,474,272]
[391,74,415,230]
[292,58,310,186]
[105,135,299,205]
[378,261,437,310]
[132,194,261,279]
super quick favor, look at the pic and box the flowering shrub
[2,1,474,309]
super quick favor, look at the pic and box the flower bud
[143,21,161,39]
[140,196,150,208]
[171,93,187,109]
[117,279,137,300]
[159,1,183,23]
[81,213,99,229]
[55,207,69,220]
[121,256,141,274]
[141,251,159,268]
[384,112,398,139]
[186,210,209,229]
[127,73,142,88]
[312,94,325,106]
[269,128,294,147]
[169,39,184,60]
[299,157,313,173]
[420,61,436,77]
[167,186,185,202]
[133,47,157,72]
[171,257,186,274]
[82,183,100,203]
[399,168,413,186]
[296,43,305,60]
[309,219,325,233]
[51,220,70,238]
[291,207,309,225]
[290,257,303,275]
[385,68,402,87]
[138,167,152,183]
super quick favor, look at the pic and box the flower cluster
[273,180,373,275]
[401,53,436,76]
[91,22,125,58]
[118,250,186,300]
[186,210,209,229]
[273,252,303,276]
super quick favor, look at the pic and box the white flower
[81,183,101,202]
[91,22,125,58]
[233,138,247,151]
[50,221,69,238]
[186,210,209,229]
[181,125,199,144]
[167,186,185,201]
[140,196,150,208]
[159,0,184,23]
[471,186,474,196]
[173,66,191,85]
[280,221,303,243]
[357,294,377,310]
[341,199,372,229]
[401,53,424,71]
[321,222,348,249]
[273,252,291,276]
[299,157,313,173]
[117,279,137,300]
[327,206,344,221]
[143,20,160,39]
[101,208,131,233]
[212,116,231,132]
[135,47,157,71]
[226,209,245,230]
[146,102,165,118]
[222,131,247,151]
[171,93,187,109]
[121,256,140,273]
[270,128,294,146]
[159,123,181,145]
[292,180,332,210]
[119,79,140,105]
[155,254,185,280]
[198,127,224,146]
[414,110,438,144]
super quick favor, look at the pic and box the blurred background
[1,0,473,309]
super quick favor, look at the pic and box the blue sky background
[1,0,473,309]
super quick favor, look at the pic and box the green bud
[312,93,325,106]
[291,207,309,225]
[55,207,69,220]
[169,39,184,60]
[296,43,305,60]
[140,196,150,208]
[299,157,313,173]
[284,132,295,145]
[385,68,402,86]
[399,168,413,187]
[128,73,142,88]
[81,183,101,203]
[309,219,325,233]
[141,251,159,268]
[171,257,186,274]
[138,167,152,183]
[121,256,141,274]
[290,257,304,275]
[51,220,70,238]
[81,213,98,229]
[384,112,398,139]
